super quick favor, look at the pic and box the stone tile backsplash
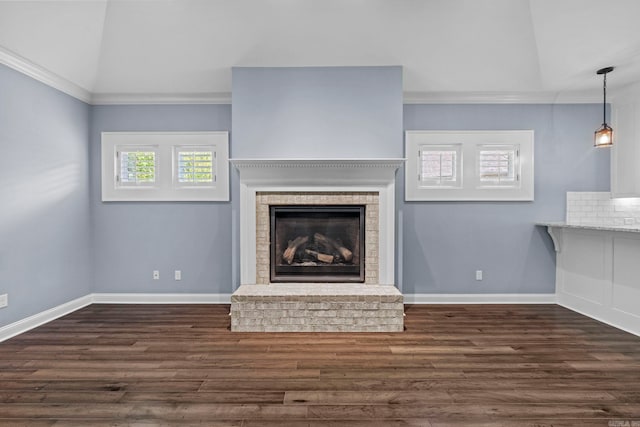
[566,192,640,227]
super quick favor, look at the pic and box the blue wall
[89,105,233,293]
[401,104,609,294]
[91,105,609,293]
[1,64,613,331]
[0,64,92,326]
[232,66,403,158]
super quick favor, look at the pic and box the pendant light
[594,66,614,147]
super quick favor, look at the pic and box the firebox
[270,205,365,282]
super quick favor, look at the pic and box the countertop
[536,221,640,233]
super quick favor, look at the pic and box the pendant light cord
[602,72,607,125]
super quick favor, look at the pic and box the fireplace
[230,159,404,332]
[270,205,365,283]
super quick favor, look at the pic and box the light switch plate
[0,294,7,308]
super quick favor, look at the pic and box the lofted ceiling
[1,0,639,104]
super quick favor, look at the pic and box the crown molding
[0,46,92,104]
[91,90,602,106]
[0,46,606,106]
[91,91,232,105]
[403,90,601,104]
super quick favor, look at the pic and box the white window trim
[405,130,534,201]
[101,131,229,202]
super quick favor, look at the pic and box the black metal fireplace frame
[270,205,365,283]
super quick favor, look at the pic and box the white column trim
[379,180,396,283]
[239,181,257,285]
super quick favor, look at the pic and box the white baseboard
[0,293,231,343]
[13,292,638,344]
[557,298,640,337]
[91,293,232,304]
[0,294,93,343]
[404,293,557,304]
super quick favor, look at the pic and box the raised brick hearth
[231,284,403,332]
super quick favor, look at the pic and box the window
[477,145,519,186]
[102,132,229,201]
[418,144,461,187]
[405,131,533,201]
[117,148,157,187]
[174,147,215,186]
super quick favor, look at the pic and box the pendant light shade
[594,123,613,147]
[594,66,614,148]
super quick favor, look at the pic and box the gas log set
[283,233,353,265]
[270,205,365,282]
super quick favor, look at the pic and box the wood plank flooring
[0,303,639,426]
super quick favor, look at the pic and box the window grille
[176,148,215,185]
[419,145,461,187]
[478,145,519,186]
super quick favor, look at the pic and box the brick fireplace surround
[256,191,379,285]
[230,159,405,332]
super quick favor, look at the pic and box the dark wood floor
[0,304,639,426]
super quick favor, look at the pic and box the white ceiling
[1,0,639,103]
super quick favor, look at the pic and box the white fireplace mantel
[231,158,405,183]
[231,158,405,287]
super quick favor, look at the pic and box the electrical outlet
[624,218,635,225]
[174,270,181,281]
[475,270,483,281]
[0,294,7,308]
[153,270,160,280]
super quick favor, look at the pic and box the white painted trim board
[557,301,640,338]
[0,295,93,343]
[0,46,91,103]
[0,293,232,342]
[91,293,232,304]
[404,293,557,304]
